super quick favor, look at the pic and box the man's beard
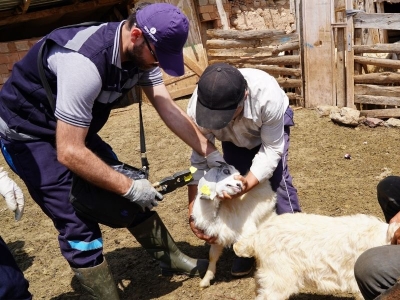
[125,41,152,70]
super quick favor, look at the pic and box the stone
[385,118,400,127]
[329,107,361,127]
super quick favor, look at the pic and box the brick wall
[0,38,42,90]
[198,0,231,29]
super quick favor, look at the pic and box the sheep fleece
[233,213,400,300]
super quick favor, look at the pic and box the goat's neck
[213,198,221,219]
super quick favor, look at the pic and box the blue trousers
[221,106,300,214]
[0,135,111,269]
[0,236,32,300]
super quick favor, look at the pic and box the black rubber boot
[231,255,255,277]
[71,259,120,300]
[128,211,209,277]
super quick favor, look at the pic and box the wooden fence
[351,11,400,118]
[205,28,303,106]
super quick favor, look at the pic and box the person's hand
[390,212,400,245]
[391,227,400,245]
[205,150,225,168]
[0,168,25,221]
[189,216,217,244]
[123,179,163,210]
[218,174,248,201]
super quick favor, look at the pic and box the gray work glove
[0,168,25,221]
[123,179,163,211]
[206,150,226,168]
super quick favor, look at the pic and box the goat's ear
[199,184,214,200]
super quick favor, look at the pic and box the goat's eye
[223,169,231,175]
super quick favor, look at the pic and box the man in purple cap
[187,63,301,277]
[0,3,220,299]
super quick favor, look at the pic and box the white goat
[233,212,400,300]
[192,162,277,287]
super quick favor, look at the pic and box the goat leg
[199,244,224,288]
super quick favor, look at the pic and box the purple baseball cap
[137,3,189,77]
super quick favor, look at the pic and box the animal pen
[0,0,399,118]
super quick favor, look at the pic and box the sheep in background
[191,162,277,288]
[233,212,400,300]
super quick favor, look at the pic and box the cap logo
[143,25,158,42]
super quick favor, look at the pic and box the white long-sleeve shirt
[187,68,289,183]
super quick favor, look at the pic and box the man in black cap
[186,63,301,277]
[355,176,400,300]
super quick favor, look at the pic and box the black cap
[196,63,247,130]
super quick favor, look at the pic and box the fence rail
[206,29,302,106]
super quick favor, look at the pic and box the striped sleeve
[138,67,164,87]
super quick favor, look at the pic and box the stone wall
[197,0,295,32]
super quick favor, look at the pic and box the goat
[191,162,277,287]
[233,212,400,300]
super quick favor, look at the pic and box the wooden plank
[376,2,388,43]
[276,78,302,88]
[345,0,354,108]
[354,43,400,54]
[206,38,299,49]
[215,0,229,29]
[183,54,204,77]
[242,65,302,77]
[360,108,400,118]
[169,84,197,99]
[208,55,300,65]
[208,48,273,57]
[355,95,400,106]
[302,0,334,107]
[353,13,400,30]
[354,72,400,84]
[336,27,346,107]
[354,28,363,75]
[354,55,400,69]
[207,39,264,49]
[355,84,400,97]
[364,0,380,45]
[271,41,300,54]
[207,29,286,39]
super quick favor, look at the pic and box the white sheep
[192,162,277,288]
[233,212,400,300]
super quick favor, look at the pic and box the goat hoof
[199,280,211,288]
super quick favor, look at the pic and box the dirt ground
[1,97,400,300]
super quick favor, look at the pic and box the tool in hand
[153,169,194,196]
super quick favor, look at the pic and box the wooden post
[345,0,354,108]
[376,2,388,43]
[301,0,335,107]
[215,0,229,30]
[333,0,347,107]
